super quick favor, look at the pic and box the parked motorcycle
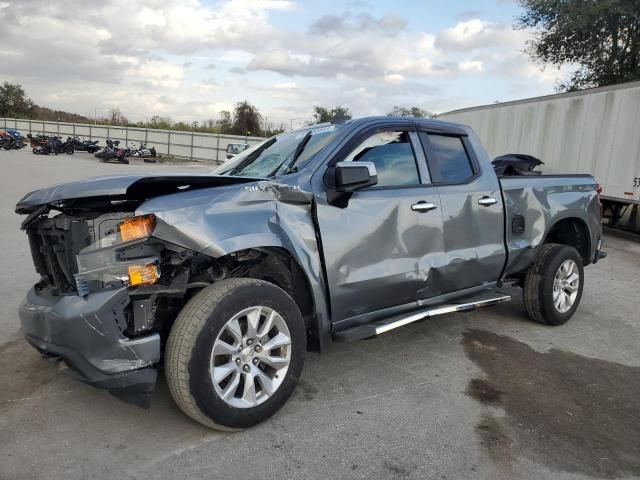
[95,139,128,163]
[27,134,49,149]
[69,136,100,153]
[1,129,26,150]
[115,147,130,164]
[131,143,156,158]
[94,139,116,158]
[32,136,75,155]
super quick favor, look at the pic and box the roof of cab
[341,116,470,135]
[291,116,470,136]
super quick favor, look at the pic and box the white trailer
[440,81,640,228]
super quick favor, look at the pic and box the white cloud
[435,19,529,52]
[384,73,405,84]
[272,82,299,90]
[0,1,560,124]
[459,60,482,72]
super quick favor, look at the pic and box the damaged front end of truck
[15,174,323,407]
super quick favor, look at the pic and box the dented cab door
[314,122,447,327]
[417,128,506,294]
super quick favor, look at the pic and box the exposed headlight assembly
[74,214,161,295]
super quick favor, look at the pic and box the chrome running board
[332,292,511,342]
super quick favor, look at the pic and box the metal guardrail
[1,117,265,163]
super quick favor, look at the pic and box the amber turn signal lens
[119,215,156,242]
[128,264,159,286]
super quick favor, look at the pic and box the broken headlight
[73,214,161,295]
[118,214,156,242]
[127,263,160,287]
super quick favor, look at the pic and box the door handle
[411,201,438,212]
[478,196,498,206]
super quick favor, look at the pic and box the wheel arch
[542,217,592,264]
[217,245,328,352]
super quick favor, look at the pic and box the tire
[65,146,74,155]
[165,278,306,430]
[523,243,584,326]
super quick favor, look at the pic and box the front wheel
[523,243,584,325]
[165,278,306,430]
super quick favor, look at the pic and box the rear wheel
[165,278,306,430]
[523,243,584,325]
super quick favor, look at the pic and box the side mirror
[334,161,378,192]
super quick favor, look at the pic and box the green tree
[148,115,173,129]
[216,110,233,134]
[311,105,352,124]
[0,81,34,118]
[517,0,640,91]
[232,101,262,136]
[387,106,435,118]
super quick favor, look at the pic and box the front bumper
[19,286,161,406]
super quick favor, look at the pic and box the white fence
[1,118,265,163]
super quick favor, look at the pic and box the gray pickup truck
[16,117,604,430]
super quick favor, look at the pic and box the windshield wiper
[280,131,312,175]
[227,137,277,176]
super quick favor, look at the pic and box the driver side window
[343,130,420,187]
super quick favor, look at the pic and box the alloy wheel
[552,259,580,313]
[210,306,292,408]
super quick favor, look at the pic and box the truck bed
[499,174,601,277]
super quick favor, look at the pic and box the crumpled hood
[15,173,261,214]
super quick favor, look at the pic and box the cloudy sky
[0,0,569,127]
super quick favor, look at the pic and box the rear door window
[421,133,475,184]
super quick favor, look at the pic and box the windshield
[213,124,343,178]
